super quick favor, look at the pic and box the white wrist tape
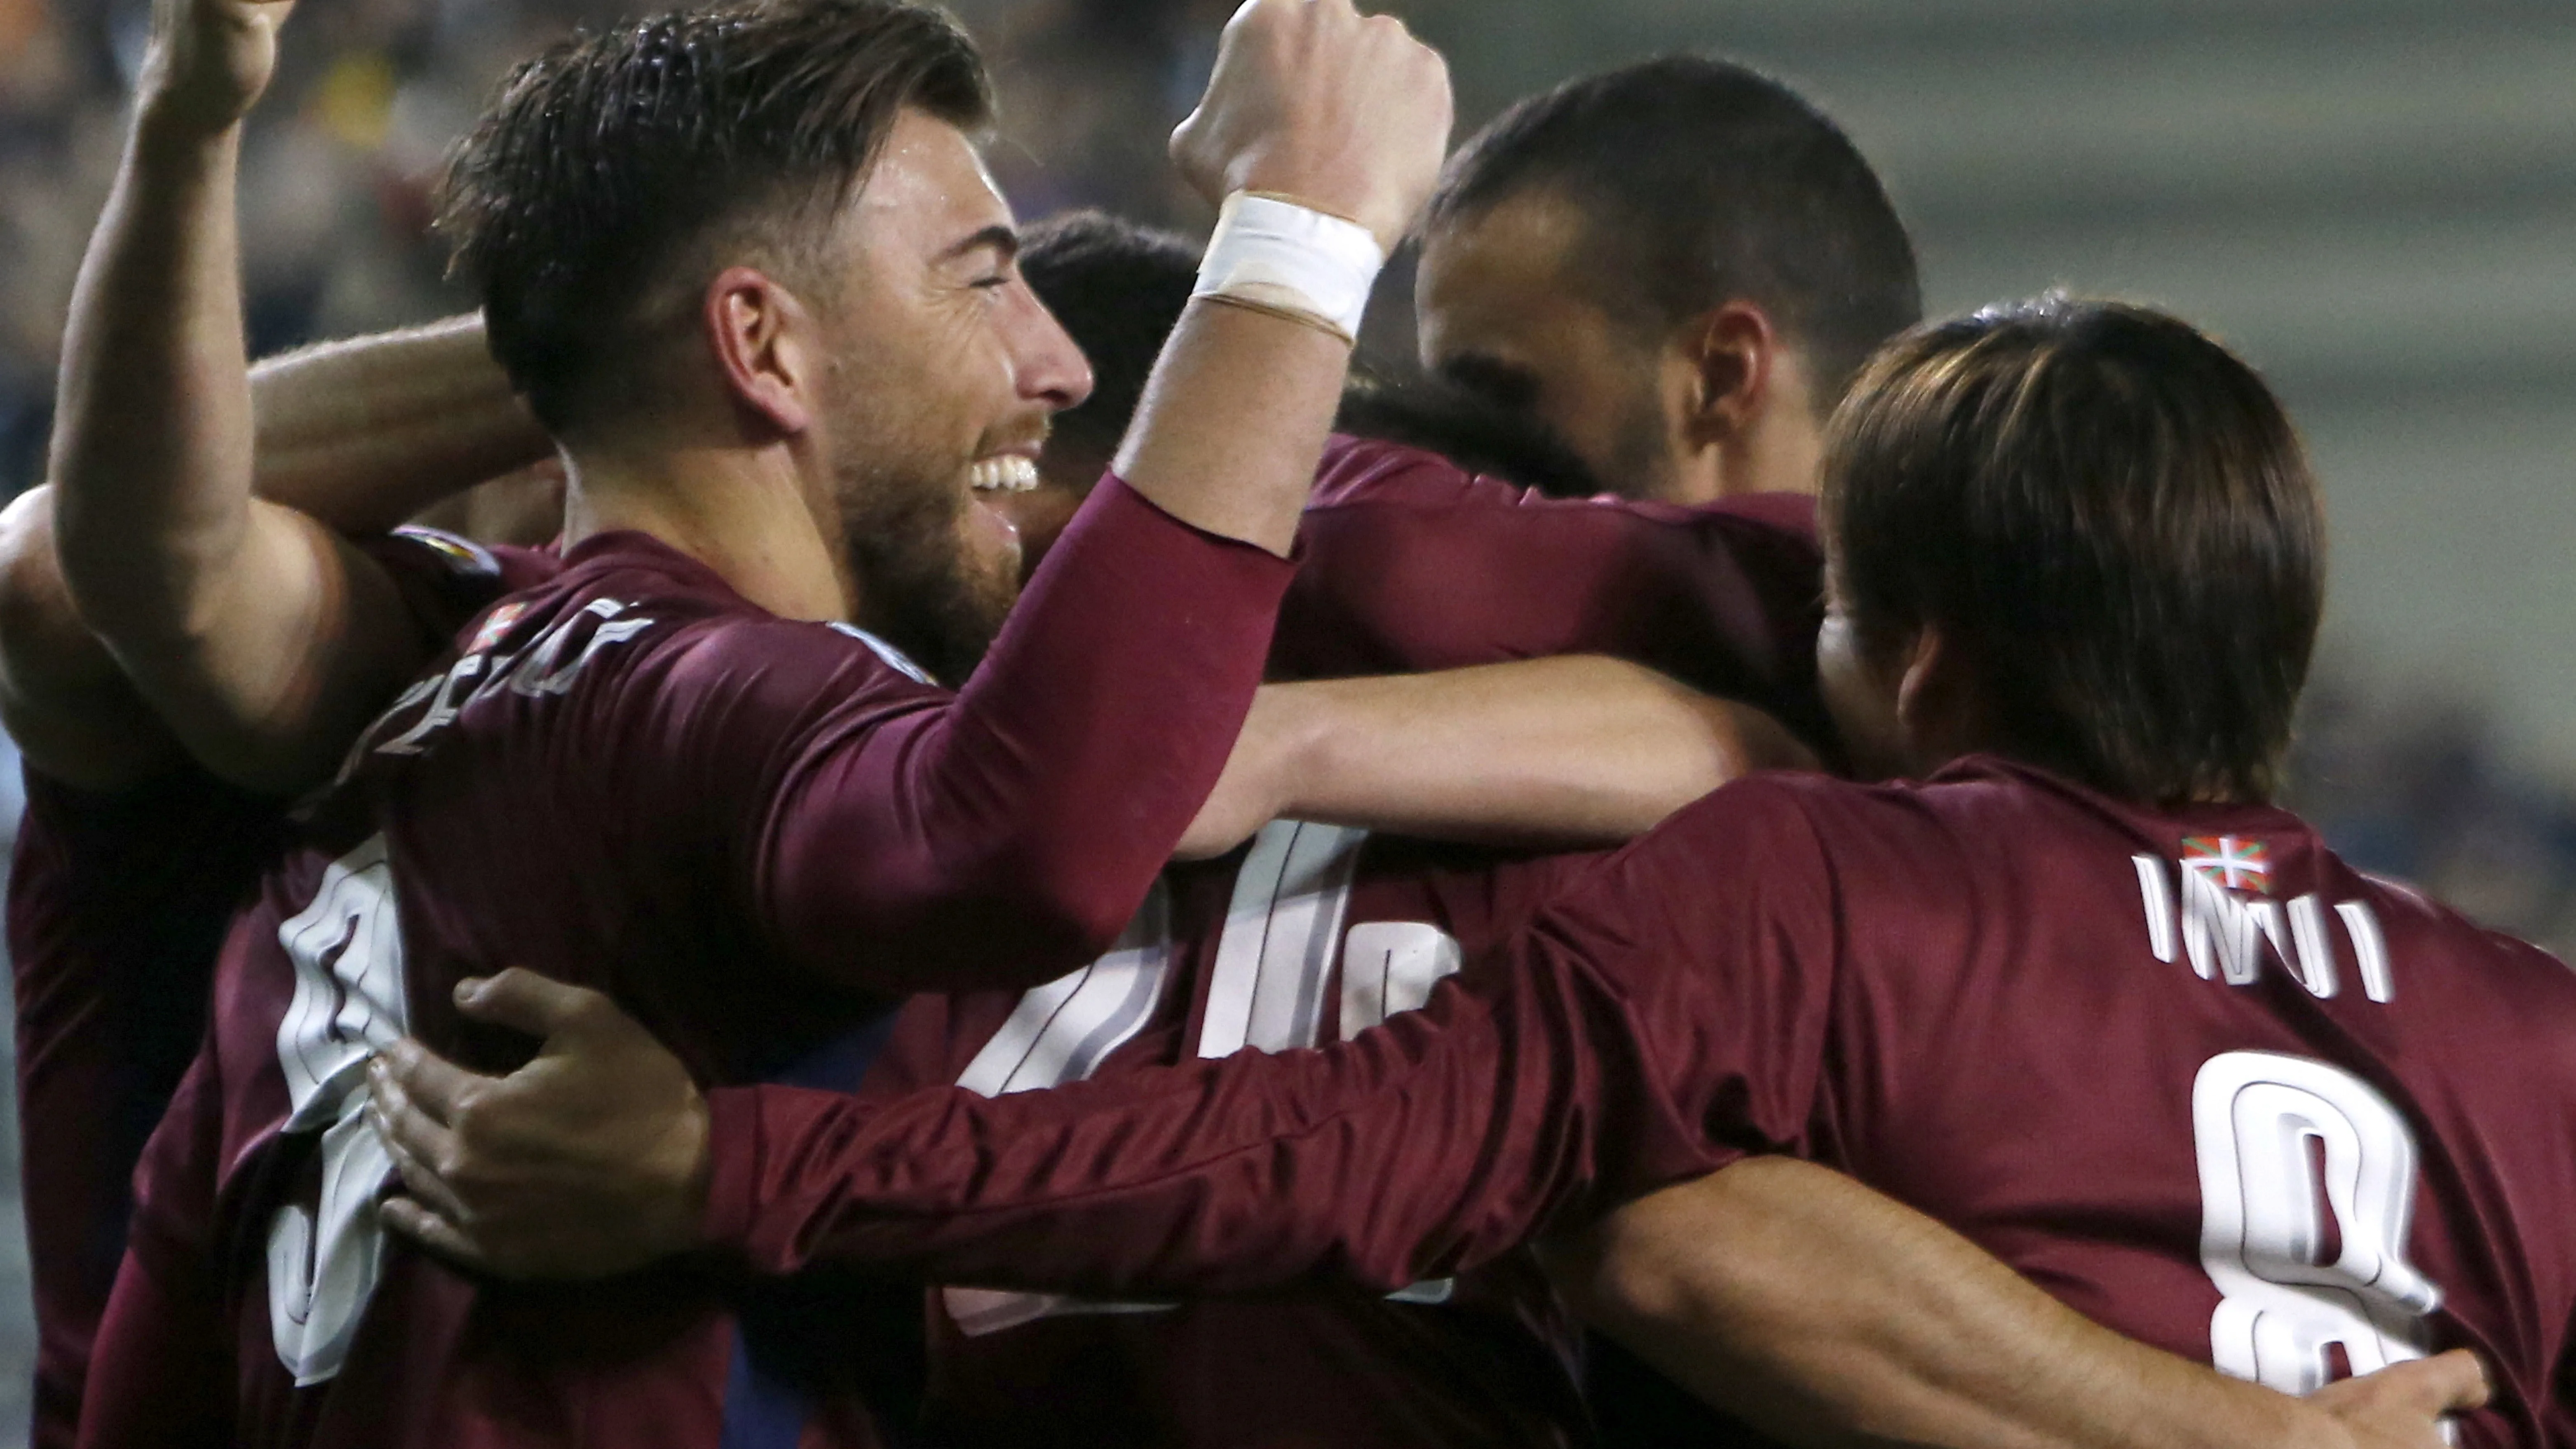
[1192,191,1387,344]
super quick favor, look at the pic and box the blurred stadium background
[0,0,2569,1437]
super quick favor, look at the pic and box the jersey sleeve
[689,778,1842,1297]
[1279,442,1835,756]
[73,1046,232,1449]
[363,528,554,649]
[600,478,1295,997]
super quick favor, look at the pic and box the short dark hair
[1018,210,1199,464]
[1429,55,1921,408]
[438,0,991,436]
[1018,210,1599,497]
[1823,296,2325,806]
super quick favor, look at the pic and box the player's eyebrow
[938,224,1020,267]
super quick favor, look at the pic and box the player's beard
[833,451,1022,687]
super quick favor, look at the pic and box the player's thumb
[453,968,605,1043]
[2416,1350,2493,1413]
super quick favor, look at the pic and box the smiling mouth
[969,456,1040,493]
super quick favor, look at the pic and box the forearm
[250,314,551,533]
[49,110,254,650]
[1111,300,1351,557]
[1188,657,1815,858]
[42,82,434,793]
[700,941,1707,1290]
[1548,1158,2348,1449]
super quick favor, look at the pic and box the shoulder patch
[388,525,501,580]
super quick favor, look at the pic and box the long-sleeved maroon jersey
[78,480,1293,1449]
[701,760,2576,1449]
[8,529,543,1449]
[865,436,1827,1449]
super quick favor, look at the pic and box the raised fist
[140,0,296,136]
[1171,0,1455,254]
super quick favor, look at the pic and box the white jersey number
[2193,1051,2441,1395]
[266,835,411,1384]
[945,821,1464,1335]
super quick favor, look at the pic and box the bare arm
[244,314,549,533]
[42,0,489,795]
[1110,0,1449,556]
[1178,657,1818,858]
[0,320,547,791]
[1546,1158,2485,1449]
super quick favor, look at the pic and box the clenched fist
[1172,0,1455,254]
[140,0,296,137]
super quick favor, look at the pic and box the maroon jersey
[905,836,1598,1449]
[80,479,1294,1449]
[8,528,537,1449]
[703,760,2576,1449]
[11,766,279,1449]
[1281,436,1830,753]
[871,436,1827,1448]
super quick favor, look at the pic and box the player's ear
[704,267,819,438]
[1673,301,1778,448]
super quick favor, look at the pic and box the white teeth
[969,456,1040,493]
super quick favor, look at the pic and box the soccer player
[380,299,2543,1446]
[858,213,1828,1448]
[0,311,557,1449]
[65,0,1455,1443]
[1415,56,1920,510]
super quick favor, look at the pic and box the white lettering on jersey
[1339,921,1463,1043]
[2134,855,2390,1003]
[266,835,409,1384]
[348,598,655,771]
[2193,1052,2442,1411]
[946,821,1464,1334]
[956,882,1173,1098]
[1199,821,1368,1057]
[943,882,1176,1336]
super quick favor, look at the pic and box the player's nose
[1011,287,1094,413]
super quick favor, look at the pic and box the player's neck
[561,445,853,624]
[1664,405,1824,504]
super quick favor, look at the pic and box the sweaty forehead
[844,108,1013,255]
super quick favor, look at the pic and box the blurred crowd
[0,0,1228,490]
[2293,666,2576,960]
[0,0,2569,960]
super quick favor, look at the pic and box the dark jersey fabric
[8,528,542,1449]
[11,765,280,1449]
[904,837,1599,1449]
[1282,436,1830,756]
[877,436,1827,1448]
[81,480,1293,1449]
[75,437,1823,1449]
[707,760,2576,1449]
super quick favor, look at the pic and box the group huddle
[4,0,2570,1446]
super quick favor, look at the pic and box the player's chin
[962,492,1025,597]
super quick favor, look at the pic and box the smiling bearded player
[59,0,1466,1441]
